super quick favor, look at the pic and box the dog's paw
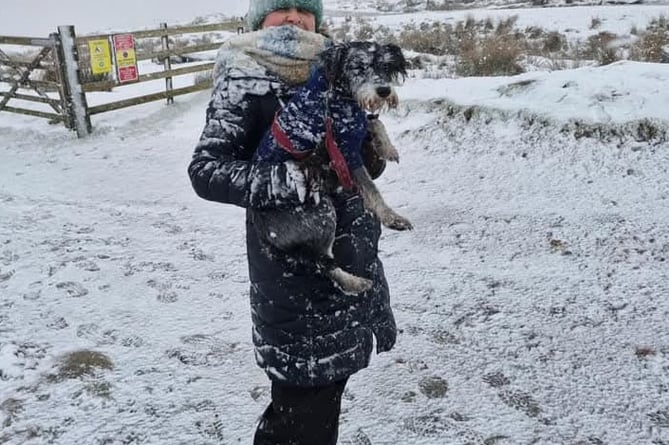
[343,276,374,295]
[380,145,400,163]
[330,268,373,295]
[382,212,413,231]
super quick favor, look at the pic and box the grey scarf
[214,25,330,85]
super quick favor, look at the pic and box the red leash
[271,113,310,160]
[324,117,355,190]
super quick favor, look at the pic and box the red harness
[271,113,355,190]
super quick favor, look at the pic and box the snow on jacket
[188,45,397,387]
[255,66,367,174]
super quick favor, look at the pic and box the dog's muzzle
[356,84,400,112]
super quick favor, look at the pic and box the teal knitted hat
[247,0,323,31]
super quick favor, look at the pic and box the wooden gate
[0,34,72,128]
[1,20,242,138]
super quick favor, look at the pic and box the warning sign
[113,33,138,83]
[88,39,112,75]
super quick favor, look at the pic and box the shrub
[586,31,620,65]
[590,17,602,30]
[456,33,524,76]
[496,16,519,35]
[630,28,669,62]
[398,22,456,55]
[526,26,545,40]
[354,19,375,41]
[648,15,669,31]
[425,0,458,10]
[543,31,565,53]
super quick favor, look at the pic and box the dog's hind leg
[353,167,413,231]
[252,199,373,295]
[279,243,372,295]
[368,117,399,163]
[267,244,372,295]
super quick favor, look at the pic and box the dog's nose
[376,86,391,98]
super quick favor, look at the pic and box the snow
[2,2,669,445]
[401,60,669,124]
[365,4,669,39]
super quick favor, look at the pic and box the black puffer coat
[188,50,396,387]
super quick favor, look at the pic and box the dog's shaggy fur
[253,42,412,294]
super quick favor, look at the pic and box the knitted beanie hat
[247,0,323,31]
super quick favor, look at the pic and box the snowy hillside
[325,0,665,14]
[2,1,669,445]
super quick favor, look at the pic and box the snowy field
[333,4,669,41]
[2,1,669,445]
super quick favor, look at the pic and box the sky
[0,0,249,36]
[2,2,669,445]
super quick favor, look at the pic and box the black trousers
[253,378,349,445]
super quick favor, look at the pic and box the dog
[252,41,412,295]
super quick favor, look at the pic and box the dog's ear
[321,43,349,84]
[384,44,408,80]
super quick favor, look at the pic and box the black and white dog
[253,42,412,294]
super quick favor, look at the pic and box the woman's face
[261,7,316,32]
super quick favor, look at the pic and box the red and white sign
[113,33,138,83]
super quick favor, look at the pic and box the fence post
[50,32,74,130]
[57,25,92,137]
[161,23,174,104]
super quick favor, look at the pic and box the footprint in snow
[56,281,88,298]
[47,317,69,330]
[482,371,511,388]
[151,221,184,235]
[166,334,238,367]
[157,291,179,303]
[76,323,119,345]
[498,389,542,418]
[0,269,15,283]
[1,250,19,265]
[121,335,145,348]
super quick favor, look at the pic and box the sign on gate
[113,33,138,83]
[88,39,112,75]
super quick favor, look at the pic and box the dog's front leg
[368,118,400,163]
[352,167,413,231]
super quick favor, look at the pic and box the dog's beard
[355,83,399,112]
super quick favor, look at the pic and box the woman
[188,1,397,443]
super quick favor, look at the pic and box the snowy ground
[2,2,669,445]
[2,58,669,444]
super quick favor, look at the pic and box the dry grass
[48,349,114,382]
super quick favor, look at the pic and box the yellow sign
[88,39,112,75]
